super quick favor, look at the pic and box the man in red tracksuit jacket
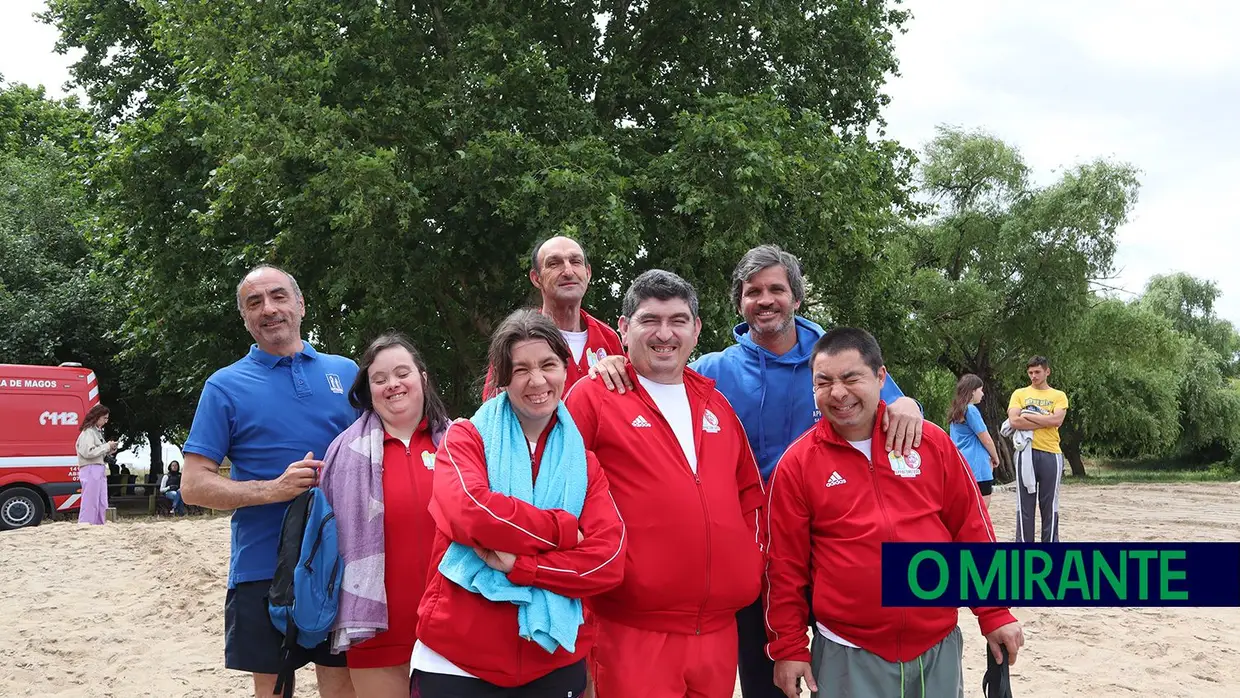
[764,327,1024,698]
[482,235,624,399]
[565,269,766,698]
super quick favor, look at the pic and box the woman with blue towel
[412,308,627,696]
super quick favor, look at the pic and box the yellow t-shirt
[1008,387,1069,454]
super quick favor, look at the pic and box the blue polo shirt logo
[326,373,344,394]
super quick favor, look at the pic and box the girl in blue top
[948,374,1001,509]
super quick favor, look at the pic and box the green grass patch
[1062,457,1237,485]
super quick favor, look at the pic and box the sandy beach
[3,482,1238,697]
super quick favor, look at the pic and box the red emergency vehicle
[0,363,99,530]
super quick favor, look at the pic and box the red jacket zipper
[694,470,711,635]
[864,448,906,659]
[642,388,713,634]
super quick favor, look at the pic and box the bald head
[236,265,302,312]
[531,236,588,272]
[236,265,306,356]
[529,236,592,310]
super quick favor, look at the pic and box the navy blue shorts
[224,580,347,674]
[412,660,586,697]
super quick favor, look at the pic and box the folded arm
[506,457,627,597]
[430,421,579,556]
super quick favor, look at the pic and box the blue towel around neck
[437,392,589,654]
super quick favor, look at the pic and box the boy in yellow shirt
[1007,355,1069,542]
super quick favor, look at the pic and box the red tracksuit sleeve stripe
[506,453,627,597]
[762,447,813,663]
[430,420,577,555]
[933,424,1018,635]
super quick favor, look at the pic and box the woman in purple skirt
[75,404,117,525]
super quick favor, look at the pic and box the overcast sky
[4,0,1238,324]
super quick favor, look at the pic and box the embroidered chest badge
[421,450,436,470]
[326,373,344,394]
[586,348,609,368]
[888,449,922,478]
[702,409,721,434]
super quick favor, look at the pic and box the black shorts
[224,580,347,674]
[412,660,586,697]
[977,479,995,496]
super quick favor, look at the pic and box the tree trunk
[1061,437,1087,478]
[147,429,165,483]
[992,431,1015,483]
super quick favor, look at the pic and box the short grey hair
[730,245,805,310]
[235,264,303,312]
[622,269,700,319]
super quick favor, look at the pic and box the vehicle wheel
[0,487,45,531]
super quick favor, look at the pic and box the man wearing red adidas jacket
[482,236,624,400]
[764,328,1024,698]
[565,269,765,698]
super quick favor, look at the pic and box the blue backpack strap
[269,490,314,698]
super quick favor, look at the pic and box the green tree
[898,126,1141,478]
[1138,273,1240,459]
[1139,272,1240,374]
[1052,298,1188,474]
[45,0,918,416]
[0,79,188,476]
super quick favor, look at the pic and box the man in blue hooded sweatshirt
[589,244,923,698]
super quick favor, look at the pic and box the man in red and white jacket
[764,327,1024,698]
[565,269,766,698]
[483,235,624,399]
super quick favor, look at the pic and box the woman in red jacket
[413,308,627,697]
[320,332,452,697]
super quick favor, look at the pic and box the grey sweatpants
[810,627,963,698]
[1016,448,1062,543]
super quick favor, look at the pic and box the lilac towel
[319,410,445,653]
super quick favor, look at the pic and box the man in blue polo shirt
[181,265,359,698]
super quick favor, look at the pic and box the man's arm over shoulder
[430,420,579,555]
